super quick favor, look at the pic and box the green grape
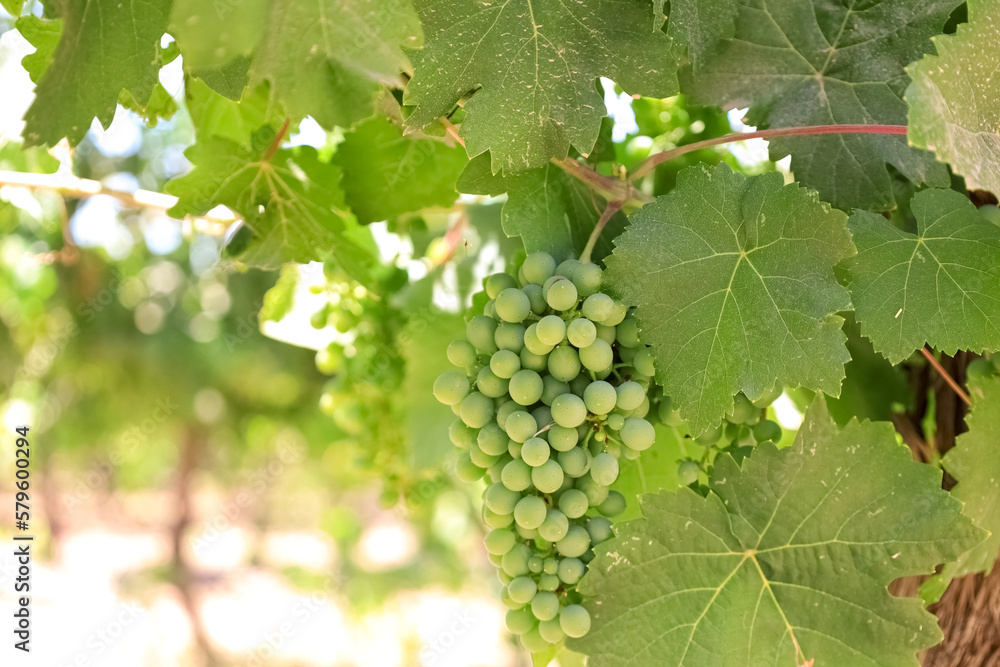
[630,396,651,419]
[531,405,553,429]
[600,301,628,327]
[524,323,555,355]
[456,452,486,482]
[485,482,520,515]
[477,423,509,456]
[467,315,499,353]
[547,424,579,452]
[538,509,569,542]
[581,292,613,322]
[484,507,514,529]
[447,339,478,369]
[556,258,582,279]
[522,251,557,284]
[541,275,562,299]
[494,322,526,351]
[476,366,509,398]
[531,459,565,493]
[485,528,517,555]
[486,272,519,299]
[584,380,617,414]
[506,411,538,443]
[616,316,641,348]
[496,400,521,430]
[551,394,587,428]
[573,262,602,297]
[519,347,548,372]
[752,385,784,408]
[541,375,571,406]
[547,345,582,382]
[546,278,579,311]
[598,490,627,517]
[449,420,476,449]
[310,306,329,329]
[509,369,544,405]
[514,496,547,529]
[531,592,560,621]
[460,392,494,428]
[567,317,597,348]
[657,396,683,425]
[502,459,533,492]
[315,346,344,375]
[579,339,614,372]
[496,288,531,323]
[506,607,535,635]
[558,558,585,585]
[508,576,538,604]
[570,374,591,397]
[515,524,538,540]
[484,300,497,319]
[536,315,567,346]
[538,575,561,593]
[520,627,551,652]
[491,553,507,571]
[433,371,470,405]
[558,447,591,478]
[632,346,655,376]
[734,424,755,447]
[752,419,782,443]
[522,283,547,315]
[620,417,655,451]
[508,440,522,459]
[677,460,700,486]
[587,516,613,544]
[539,617,565,643]
[595,323,616,345]
[528,555,544,574]
[543,557,559,575]
[590,452,620,485]
[559,605,591,638]
[606,413,625,431]
[556,525,591,557]
[726,392,759,424]
[490,349,521,379]
[695,423,724,445]
[521,437,551,466]
[502,544,532,577]
[577,474,609,506]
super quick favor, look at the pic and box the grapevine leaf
[610,423,691,523]
[186,79,277,148]
[923,374,1000,602]
[166,137,374,271]
[332,117,468,224]
[259,265,299,324]
[572,397,985,667]
[251,0,423,130]
[667,0,737,72]
[683,0,954,211]
[404,0,678,173]
[1,0,25,17]
[907,0,1000,196]
[15,16,62,83]
[170,0,267,71]
[843,188,1000,364]
[191,54,252,101]
[21,0,171,147]
[605,163,854,435]
[458,153,626,262]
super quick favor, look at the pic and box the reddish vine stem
[262,118,291,162]
[580,200,623,264]
[921,347,971,406]
[628,124,909,182]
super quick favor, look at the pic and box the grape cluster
[433,251,661,651]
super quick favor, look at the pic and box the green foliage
[907,0,1000,195]
[606,164,854,434]
[404,0,678,172]
[21,0,171,147]
[333,116,467,224]
[844,188,1000,364]
[573,398,984,666]
[682,0,954,210]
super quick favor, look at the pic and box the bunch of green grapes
[673,388,784,486]
[312,263,414,506]
[433,251,661,651]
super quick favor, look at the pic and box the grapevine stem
[262,118,291,162]
[920,347,971,406]
[628,124,909,182]
[579,200,623,264]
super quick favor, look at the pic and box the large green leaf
[458,153,625,262]
[332,116,467,224]
[923,374,1000,602]
[605,163,854,434]
[907,0,1000,196]
[15,16,62,83]
[166,136,373,270]
[667,0,737,72]
[683,0,954,211]
[170,0,267,71]
[404,0,677,173]
[610,423,691,522]
[21,0,170,147]
[572,398,984,667]
[251,0,422,129]
[843,189,1000,364]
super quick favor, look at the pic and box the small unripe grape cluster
[433,251,661,651]
[674,388,784,485]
